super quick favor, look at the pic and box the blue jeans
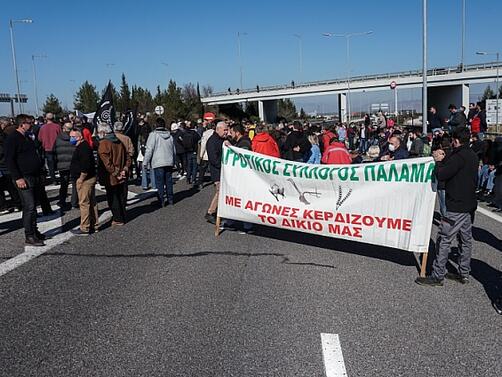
[187,152,198,184]
[359,138,367,153]
[141,164,156,190]
[438,189,447,218]
[154,166,174,205]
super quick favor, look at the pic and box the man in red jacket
[321,135,352,164]
[38,112,61,182]
[251,125,280,158]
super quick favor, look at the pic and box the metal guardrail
[207,61,502,98]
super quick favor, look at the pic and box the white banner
[218,145,436,253]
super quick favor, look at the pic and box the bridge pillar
[428,84,470,120]
[258,100,278,123]
[338,93,347,123]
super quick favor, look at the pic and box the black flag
[122,102,138,139]
[93,81,116,129]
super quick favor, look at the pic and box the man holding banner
[204,121,228,225]
[416,127,478,286]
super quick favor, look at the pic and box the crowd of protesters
[0,100,501,313]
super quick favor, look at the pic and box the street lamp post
[9,18,33,114]
[461,0,465,71]
[237,32,247,91]
[293,34,303,84]
[477,51,500,133]
[422,0,428,135]
[322,31,373,124]
[32,54,47,116]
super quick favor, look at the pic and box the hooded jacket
[251,132,280,158]
[321,142,352,165]
[143,128,176,169]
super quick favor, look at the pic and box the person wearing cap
[96,122,131,226]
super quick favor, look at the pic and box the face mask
[388,144,396,152]
[70,136,78,145]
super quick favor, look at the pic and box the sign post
[154,105,164,116]
[390,81,398,118]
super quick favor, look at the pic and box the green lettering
[411,163,425,182]
[388,164,399,181]
[350,167,360,181]
[283,163,292,177]
[364,165,376,181]
[400,164,410,182]
[377,164,388,181]
[425,163,435,183]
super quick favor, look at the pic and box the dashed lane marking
[321,333,348,377]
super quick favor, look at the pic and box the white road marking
[476,206,502,223]
[321,333,348,377]
[0,190,154,278]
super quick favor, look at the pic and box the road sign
[485,99,502,125]
[154,105,164,115]
[390,81,397,89]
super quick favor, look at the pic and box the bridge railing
[207,61,502,98]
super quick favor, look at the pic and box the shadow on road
[251,225,417,268]
[470,259,502,304]
[472,226,502,253]
[41,250,336,269]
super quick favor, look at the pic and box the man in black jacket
[447,104,467,132]
[416,127,478,286]
[4,114,46,246]
[0,117,21,213]
[205,121,228,224]
[183,121,201,186]
[284,121,310,161]
[427,106,443,132]
[54,122,77,209]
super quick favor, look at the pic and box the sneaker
[415,276,444,286]
[493,298,502,315]
[205,213,216,224]
[35,231,47,241]
[0,208,10,215]
[219,223,236,231]
[445,272,469,284]
[111,221,125,226]
[25,236,45,247]
[71,229,89,236]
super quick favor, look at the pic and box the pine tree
[42,94,63,118]
[131,85,154,114]
[300,107,307,119]
[74,81,99,113]
[164,80,184,120]
[278,99,297,121]
[118,73,131,114]
[482,85,495,101]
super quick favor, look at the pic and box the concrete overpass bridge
[202,62,501,123]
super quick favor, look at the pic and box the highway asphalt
[0,180,501,376]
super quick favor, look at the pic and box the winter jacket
[200,129,214,161]
[143,128,176,169]
[284,131,310,161]
[251,132,280,158]
[448,111,466,130]
[173,129,186,154]
[54,132,76,172]
[115,132,135,159]
[320,130,335,152]
[4,130,44,180]
[409,137,425,158]
[206,132,225,182]
[97,134,131,186]
[435,144,478,213]
[321,142,352,165]
[182,129,201,153]
[235,135,252,151]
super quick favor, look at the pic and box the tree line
[40,74,307,122]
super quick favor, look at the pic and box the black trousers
[15,175,42,237]
[0,173,21,210]
[105,183,127,223]
[197,160,209,186]
[58,170,78,207]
